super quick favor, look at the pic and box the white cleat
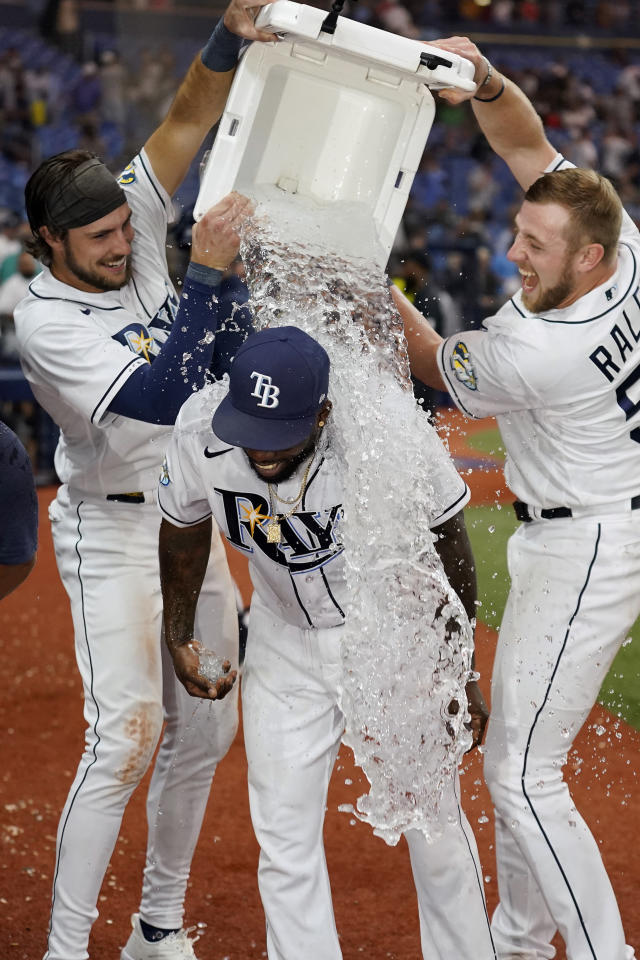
[120,913,199,960]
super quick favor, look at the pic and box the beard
[62,236,131,292]
[246,434,318,485]
[521,262,576,314]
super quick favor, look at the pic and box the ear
[317,399,332,426]
[39,224,64,252]
[576,242,605,273]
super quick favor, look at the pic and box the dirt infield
[1,464,638,959]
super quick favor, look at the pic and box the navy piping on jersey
[550,156,566,172]
[509,243,638,325]
[296,454,345,621]
[438,341,480,419]
[453,774,498,957]
[430,483,469,527]
[90,355,143,424]
[136,151,167,210]
[289,572,314,627]
[320,566,345,619]
[131,273,152,319]
[48,503,101,952]
[27,278,125,312]
[158,490,212,527]
[521,523,602,959]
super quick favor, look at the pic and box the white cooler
[195,1,475,260]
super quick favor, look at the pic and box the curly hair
[24,149,97,266]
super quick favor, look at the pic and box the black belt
[514,497,640,523]
[106,492,146,504]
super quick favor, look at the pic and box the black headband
[45,158,127,230]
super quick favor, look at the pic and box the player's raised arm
[159,517,237,700]
[144,0,275,196]
[107,191,254,424]
[428,36,558,191]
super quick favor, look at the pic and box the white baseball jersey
[159,385,470,630]
[438,153,640,510]
[15,150,178,497]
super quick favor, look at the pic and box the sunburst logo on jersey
[118,163,136,185]
[159,457,171,486]
[450,341,478,391]
[239,501,271,537]
[125,327,154,363]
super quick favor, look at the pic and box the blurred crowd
[3,0,640,475]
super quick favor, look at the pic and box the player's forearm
[108,270,223,424]
[432,511,477,627]
[160,517,212,653]
[144,20,241,195]
[471,72,557,191]
[390,284,446,390]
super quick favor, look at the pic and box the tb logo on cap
[250,371,280,408]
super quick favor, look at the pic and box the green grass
[465,427,506,462]
[466,503,640,729]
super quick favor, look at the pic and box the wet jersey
[15,150,179,497]
[438,154,640,510]
[158,385,470,630]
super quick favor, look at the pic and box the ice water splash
[189,642,228,685]
[240,191,473,845]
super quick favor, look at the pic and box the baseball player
[393,38,640,960]
[13,3,273,959]
[157,325,497,959]
[0,420,38,600]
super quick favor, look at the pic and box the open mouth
[102,257,127,274]
[519,267,537,295]
[251,460,285,478]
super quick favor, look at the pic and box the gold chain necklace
[266,457,313,544]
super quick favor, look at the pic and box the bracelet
[201,18,242,73]
[477,55,492,89]
[473,78,505,103]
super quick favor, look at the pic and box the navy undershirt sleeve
[0,422,38,564]
[210,278,253,380]
[108,272,253,425]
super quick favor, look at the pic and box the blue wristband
[201,18,242,72]
[186,261,224,287]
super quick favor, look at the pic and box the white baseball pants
[483,515,640,960]
[45,486,239,960]
[242,596,497,960]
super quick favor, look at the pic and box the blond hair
[524,168,622,263]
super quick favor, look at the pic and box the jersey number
[616,361,640,443]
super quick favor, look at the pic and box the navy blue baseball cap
[212,326,330,451]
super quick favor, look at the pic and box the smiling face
[243,400,331,484]
[244,433,317,484]
[507,200,580,313]
[44,202,134,293]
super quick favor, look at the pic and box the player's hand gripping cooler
[196,0,475,262]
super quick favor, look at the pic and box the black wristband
[201,18,242,72]
[473,78,505,103]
